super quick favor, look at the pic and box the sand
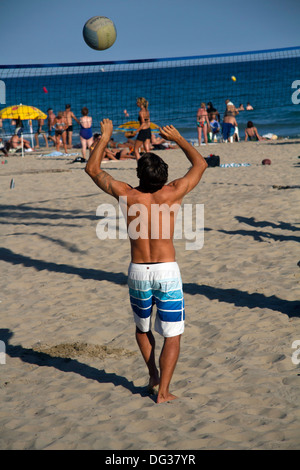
[0,138,299,450]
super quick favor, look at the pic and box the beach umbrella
[0,104,47,120]
[0,104,47,157]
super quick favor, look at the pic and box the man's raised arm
[85,119,129,199]
[159,125,208,196]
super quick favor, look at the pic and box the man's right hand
[100,119,113,142]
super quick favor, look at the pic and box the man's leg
[157,335,181,404]
[135,327,159,390]
[68,130,73,149]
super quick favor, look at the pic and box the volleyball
[83,16,117,51]
[231,76,236,82]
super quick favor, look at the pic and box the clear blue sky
[0,0,299,65]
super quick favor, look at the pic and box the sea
[0,47,299,146]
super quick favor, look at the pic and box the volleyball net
[0,46,299,143]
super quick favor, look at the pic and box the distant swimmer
[246,102,254,110]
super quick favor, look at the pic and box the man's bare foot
[147,374,160,395]
[156,392,177,404]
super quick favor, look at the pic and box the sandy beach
[0,138,299,450]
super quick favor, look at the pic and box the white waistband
[129,261,179,272]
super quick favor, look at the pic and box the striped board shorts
[128,262,185,337]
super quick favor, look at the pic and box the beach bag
[205,154,220,167]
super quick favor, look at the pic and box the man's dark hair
[137,153,168,192]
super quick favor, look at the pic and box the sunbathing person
[244,121,263,141]
[91,133,135,160]
[7,135,33,152]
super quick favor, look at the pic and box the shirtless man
[223,100,239,142]
[85,119,207,403]
[222,114,238,143]
[64,104,80,149]
[47,108,56,146]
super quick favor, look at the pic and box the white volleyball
[83,16,117,51]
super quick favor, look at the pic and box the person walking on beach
[224,99,239,141]
[47,108,56,146]
[222,114,238,143]
[85,118,208,404]
[79,107,93,161]
[133,97,151,159]
[54,111,68,154]
[34,118,49,149]
[64,104,80,149]
[197,102,210,145]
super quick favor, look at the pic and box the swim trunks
[137,128,151,142]
[222,122,235,140]
[128,262,185,337]
[66,125,73,138]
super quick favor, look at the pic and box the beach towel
[220,163,251,168]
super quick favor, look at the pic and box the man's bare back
[86,119,206,260]
[120,184,184,263]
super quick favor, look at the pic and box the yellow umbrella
[0,104,47,157]
[0,104,47,120]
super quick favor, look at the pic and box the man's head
[137,153,168,192]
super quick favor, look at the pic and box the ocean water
[1,49,299,145]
